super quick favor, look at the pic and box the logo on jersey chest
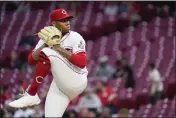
[65,48,73,53]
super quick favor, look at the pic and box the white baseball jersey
[34,31,88,75]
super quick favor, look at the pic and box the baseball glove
[38,26,62,47]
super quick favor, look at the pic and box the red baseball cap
[50,8,73,22]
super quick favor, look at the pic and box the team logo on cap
[62,10,67,14]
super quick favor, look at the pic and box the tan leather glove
[38,26,62,47]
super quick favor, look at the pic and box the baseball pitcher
[8,8,88,117]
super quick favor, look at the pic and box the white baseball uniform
[34,31,88,117]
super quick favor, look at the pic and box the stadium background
[0,1,175,117]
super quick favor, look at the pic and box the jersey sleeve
[72,36,86,54]
[33,40,45,51]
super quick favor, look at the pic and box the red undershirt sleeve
[69,52,87,69]
[28,51,38,65]
[28,50,87,68]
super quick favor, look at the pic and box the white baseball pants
[42,47,87,117]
